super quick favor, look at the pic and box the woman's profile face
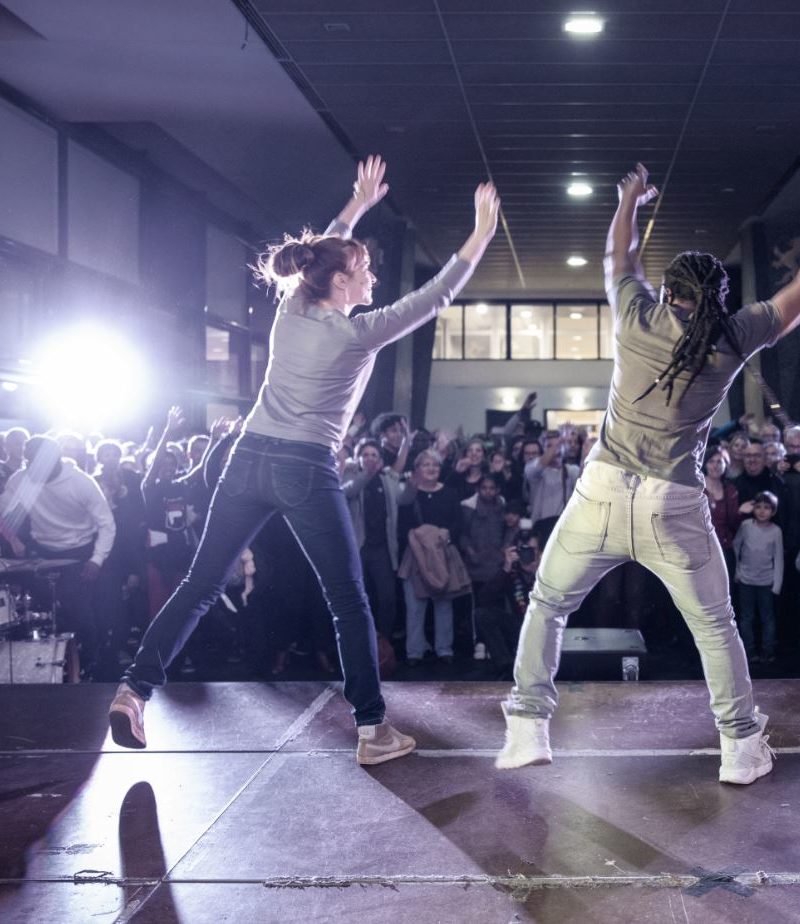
[342,248,376,309]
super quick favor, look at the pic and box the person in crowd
[759,421,782,445]
[341,435,413,640]
[93,439,148,675]
[703,446,741,592]
[372,412,410,472]
[140,407,202,624]
[763,440,786,472]
[725,432,750,480]
[460,474,506,596]
[733,440,786,522]
[447,437,489,501]
[524,430,579,543]
[109,155,499,764]
[733,492,783,663]
[488,448,513,497]
[475,523,541,680]
[0,435,116,677]
[497,161,800,785]
[57,430,91,472]
[0,427,29,485]
[561,425,585,466]
[398,449,464,666]
[778,425,800,650]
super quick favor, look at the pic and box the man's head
[355,437,383,476]
[784,425,800,456]
[188,434,210,467]
[759,422,781,444]
[662,251,729,310]
[477,475,499,503]
[372,413,405,450]
[764,441,785,469]
[521,439,541,464]
[503,498,525,529]
[742,440,766,477]
[23,435,62,483]
[4,427,30,462]
[542,430,563,465]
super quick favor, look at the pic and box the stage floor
[0,680,798,923]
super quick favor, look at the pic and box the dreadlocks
[634,251,744,407]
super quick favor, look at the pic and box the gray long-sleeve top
[245,221,474,450]
[733,519,784,593]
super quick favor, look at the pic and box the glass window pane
[555,305,599,360]
[464,302,506,359]
[251,341,268,396]
[510,304,554,359]
[206,326,240,395]
[599,303,614,359]
[433,304,463,359]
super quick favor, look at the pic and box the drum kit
[0,557,81,683]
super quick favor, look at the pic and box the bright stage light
[33,325,149,430]
[567,182,593,198]
[564,15,604,35]
[566,256,588,267]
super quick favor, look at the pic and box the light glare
[564,16,604,35]
[567,182,593,198]
[567,256,588,267]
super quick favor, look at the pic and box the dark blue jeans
[737,583,776,659]
[124,433,385,725]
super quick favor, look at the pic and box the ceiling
[2,0,800,297]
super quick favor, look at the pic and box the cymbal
[0,557,81,573]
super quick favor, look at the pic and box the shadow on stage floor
[1,680,799,923]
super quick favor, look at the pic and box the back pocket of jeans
[219,453,253,498]
[651,505,711,571]
[271,463,313,508]
[555,488,610,555]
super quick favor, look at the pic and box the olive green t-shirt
[586,274,782,487]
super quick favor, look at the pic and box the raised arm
[771,268,800,340]
[458,182,500,267]
[141,406,184,493]
[604,163,659,296]
[331,155,390,236]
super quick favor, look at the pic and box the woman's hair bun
[270,240,316,278]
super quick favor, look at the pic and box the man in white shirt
[0,435,116,676]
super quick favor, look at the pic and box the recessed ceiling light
[573,335,583,341]
[567,182,593,198]
[475,303,489,315]
[564,15,604,36]
[566,256,588,267]
[569,311,584,320]
[520,309,532,319]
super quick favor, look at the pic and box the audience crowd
[1,392,798,682]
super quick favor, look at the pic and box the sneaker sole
[495,754,552,770]
[356,741,416,766]
[719,760,772,785]
[109,707,146,749]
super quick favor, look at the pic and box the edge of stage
[1,680,798,923]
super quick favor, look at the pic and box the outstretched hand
[352,154,389,211]
[473,182,500,241]
[617,163,658,207]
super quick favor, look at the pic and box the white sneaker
[719,708,774,785]
[109,682,147,749]
[473,643,487,661]
[356,721,416,766]
[495,711,552,769]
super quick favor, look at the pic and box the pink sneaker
[109,683,147,749]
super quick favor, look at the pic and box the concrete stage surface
[1,680,798,923]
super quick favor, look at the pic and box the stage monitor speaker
[0,634,79,684]
[557,628,646,681]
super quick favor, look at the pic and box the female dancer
[110,156,499,765]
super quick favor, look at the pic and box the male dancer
[496,163,800,784]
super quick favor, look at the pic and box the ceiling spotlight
[566,256,588,267]
[569,311,584,320]
[567,182,593,198]
[520,309,532,319]
[475,303,489,315]
[564,15,604,35]
[1,381,18,392]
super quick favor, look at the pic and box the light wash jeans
[403,580,454,659]
[506,460,758,739]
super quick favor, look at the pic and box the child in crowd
[733,491,783,662]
